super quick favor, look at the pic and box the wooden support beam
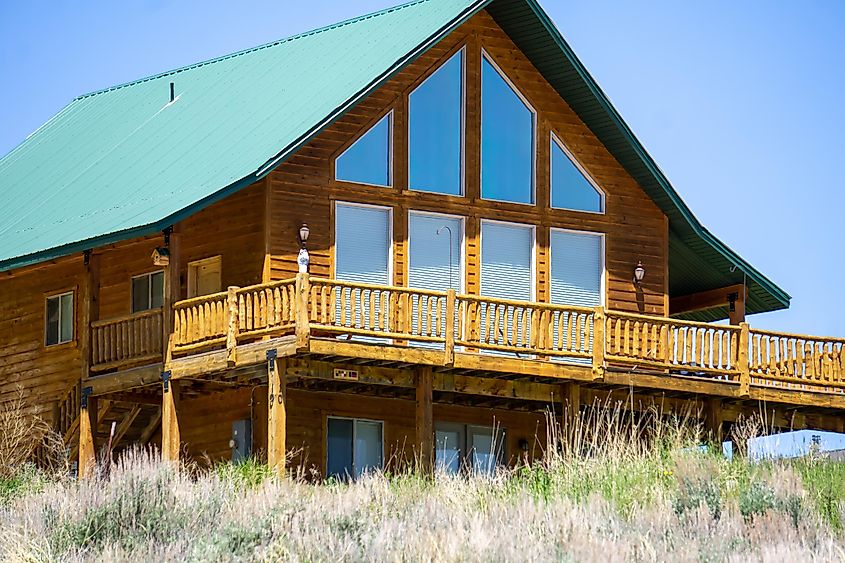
[80,253,100,380]
[267,357,287,476]
[416,367,434,476]
[78,393,98,478]
[670,283,745,318]
[113,405,143,448]
[561,382,581,430]
[161,378,181,462]
[140,408,162,445]
[162,226,182,368]
[703,398,724,444]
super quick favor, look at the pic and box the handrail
[90,308,163,372]
[92,273,841,397]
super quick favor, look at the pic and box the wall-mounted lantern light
[297,223,310,274]
[152,247,170,266]
[633,261,645,285]
[299,223,310,247]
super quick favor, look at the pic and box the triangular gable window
[551,134,604,213]
[481,52,536,205]
[335,113,392,187]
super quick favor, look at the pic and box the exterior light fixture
[633,261,645,285]
[297,223,310,274]
[299,223,310,247]
[152,247,170,266]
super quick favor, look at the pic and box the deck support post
[295,273,310,351]
[162,226,182,367]
[78,389,98,478]
[703,398,724,445]
[415,367,434,476]
[80,252,100,380]
[267,353,287,477]
[161,374,181,462]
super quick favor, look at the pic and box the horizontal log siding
[178,387,548,471]
[267,11,668,315]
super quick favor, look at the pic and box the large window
[45,291,74,346]
[481,53,535,204]
[334,203,392,285]
[131,271,164,313]
[408,212,463,292]
[549,229,604,308]
[480,221,534,301]
[326,417,383,480]
[335,113,392,187]
[409,49,464,195]
[435,423,505,475]
[551,134,604,213]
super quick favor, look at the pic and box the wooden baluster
[766,336,777,375]
[813,342,822,382]
[367,290,376,332]
[457,300,466,343]
[659,324,669,365]
[226,287,239,366]
[444,290,455,365]
[584,314,593,355]
[804,341,814,379]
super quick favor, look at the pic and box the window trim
[407,46,466,197]
[548,226,607,307]
[130,269,164,313]
[333,110,394,189]
[550,132,606,214]
[325,415,385,479]
[333,201,394,283]
[407,209,466,294]
[479,49,538,207]
[44,290,75,347]
[478,218,537,302]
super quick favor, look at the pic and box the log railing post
[295,273,310,351]
[226,286,239,367]
[444,289,456,366]
[162,226,181,368]
[161,374,181,462]
[738,322,751,397]
[591,307,605,380]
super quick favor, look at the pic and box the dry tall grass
[0,397,843,562]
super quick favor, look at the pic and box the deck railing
[87,273,845,396]
[90,309,163,372]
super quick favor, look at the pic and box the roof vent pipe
[169,82,175,103]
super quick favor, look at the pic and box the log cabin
[1,0,843,478]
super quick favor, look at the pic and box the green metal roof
[0,0,789,320]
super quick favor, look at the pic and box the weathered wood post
[161,374,181,462]
[561,382,581,443]
[738,322,750,397]
[78,388,98,478]
[415,367,434,476]
[267,354,287,477]
[226,286,239,367]
[295,273,310,351]
[592,307,606,380]
[703,398,724,444]
[444,289,456,366]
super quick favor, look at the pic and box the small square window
[131,271,164,313]
[45,292,74,346]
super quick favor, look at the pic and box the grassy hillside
[1,404,844,561]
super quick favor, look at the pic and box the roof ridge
[74,0,434,101]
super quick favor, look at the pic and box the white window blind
[480,222,533,300]
[408,213,462,292]
[335,204,391,285]
[549,230,603,308]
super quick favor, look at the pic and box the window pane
[481,57,534,204]
[59,293,74,343]
[150,272,165,309]
[469,426,502,475]
[132,275,150,313]
[550,230,602,308]
[435,429,462,474]
[335,114,391,187]
[327,418,354,481]
[354,420,383,477]
[409,50,463,195]
[551,138,603,212]
[46,297,60,345]
[335,204,390,285]
[408,213,462,292]
[481,222,532,301]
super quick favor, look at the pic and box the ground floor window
[45,291,74,346]
[326,417,383,480]
[435,423,505,475]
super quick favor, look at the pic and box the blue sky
[1,0,843,338]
